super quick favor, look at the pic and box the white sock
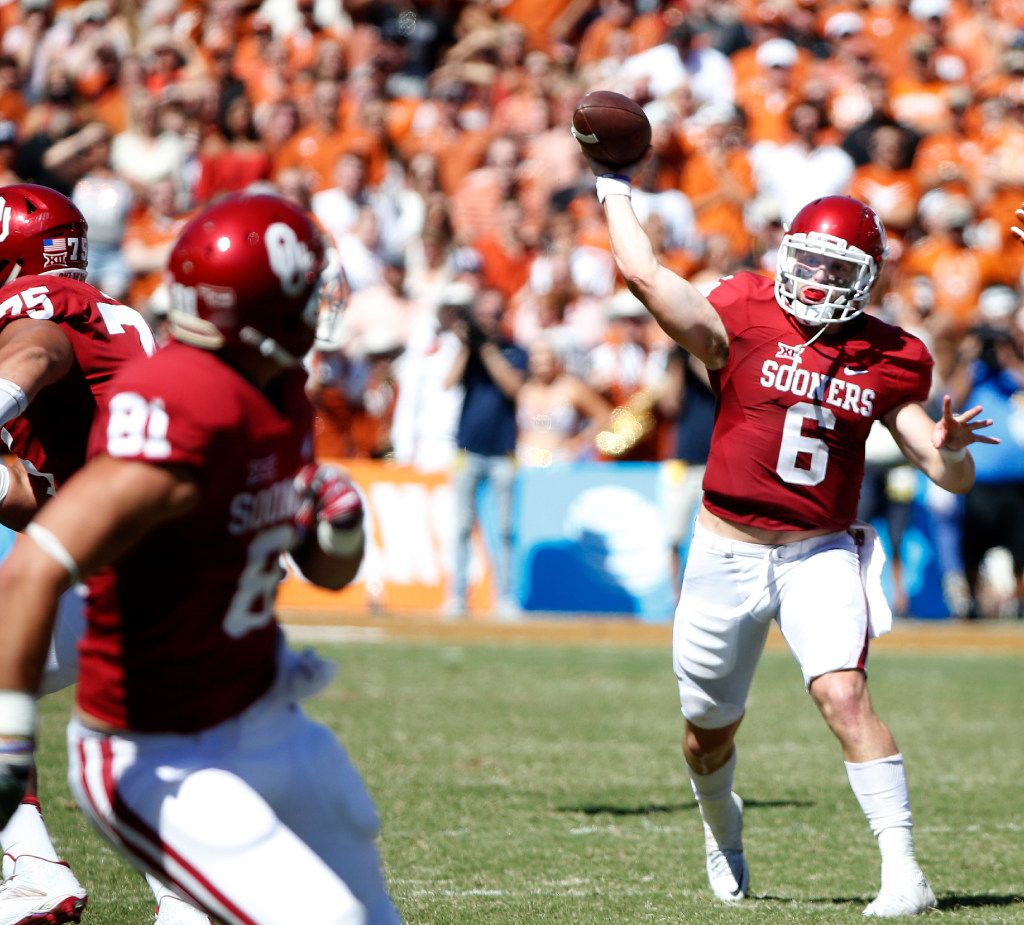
[146,873,176,905]
[0,799,60,866]
[688,750,741,850]
[845,753,921,881]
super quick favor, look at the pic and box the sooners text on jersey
[78,343,314,733]
[0,275,155,488]
[702,272,932,531]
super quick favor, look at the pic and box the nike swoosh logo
[571,126,599,144]
[844,367,869,376]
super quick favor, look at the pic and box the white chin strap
[168,310,226,350]
[238,326,301,368]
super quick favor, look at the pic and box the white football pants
[67,689,401,925]
[674,523,874,729]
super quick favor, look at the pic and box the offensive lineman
[584,150,997,915]
[0,192,400,924]
[0,184,212,925]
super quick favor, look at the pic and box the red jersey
[77,343,314,733]
[702,273,932,531]
[0,275,155,488]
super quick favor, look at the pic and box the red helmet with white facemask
[167,193,330,367]
[0,183,89,285]
[775,196,887,326]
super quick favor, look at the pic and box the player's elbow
[5,339,73,393]
[702,331,730,371]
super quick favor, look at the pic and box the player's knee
[811,672,870,733]
[680,687,741,732]
[683,726,734,768]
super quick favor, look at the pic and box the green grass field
[35,637,1024,923]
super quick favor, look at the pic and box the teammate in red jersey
[586,156,998,915]
[0,183,165,925]
[0,193,400,925]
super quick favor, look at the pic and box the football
[571,91,652,169]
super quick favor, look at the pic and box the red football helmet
[0,183,89,285]
[775,196,887,326]
[167,194,328,367]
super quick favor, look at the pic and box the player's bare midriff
[697,505,837,546]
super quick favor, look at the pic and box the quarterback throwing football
[587,156,998,915]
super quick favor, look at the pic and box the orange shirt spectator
[475,201,536,301]
[272,79,350,191]
[859,2,920,76]
[576,2,663,67]
[122,177,190,309]
[735,39,808,144]
[500,0,576,52]
[0,56,27,124]
[848,125,920,239]
[285,0,347,77]
[449,135,519,245]
[576,1,635,67]
[234,15,275,91]
[900,197,1009,329]
[733,36,813,102]
[394,89,492,197]
[911,91,984,198]
[888,38,959,136]
[332,97,390,187]
[681,109,756,259]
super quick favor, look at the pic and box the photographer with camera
[443,287,528,618]
[947,284,1024,619]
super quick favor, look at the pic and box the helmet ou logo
[0,196,11,243]
[265,221,313,299]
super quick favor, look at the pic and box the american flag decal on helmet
[42,237,68,267]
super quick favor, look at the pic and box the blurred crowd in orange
[2,0,1024,468]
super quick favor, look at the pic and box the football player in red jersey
[0,193,401,925]
[0,183,168,925]
[586,159,998,915]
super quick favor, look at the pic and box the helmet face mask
[775,196,886,326]
[0,184,89,285]
[309,249,350,352]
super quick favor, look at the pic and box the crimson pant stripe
[857,627,870,671]
[76,738,163,872]
[80,737,256,925]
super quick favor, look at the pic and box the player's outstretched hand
[932,395,1001,452]
[582,146,652,180]
[1012,206,1024,244]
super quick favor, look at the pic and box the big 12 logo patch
[42,235,87,269]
